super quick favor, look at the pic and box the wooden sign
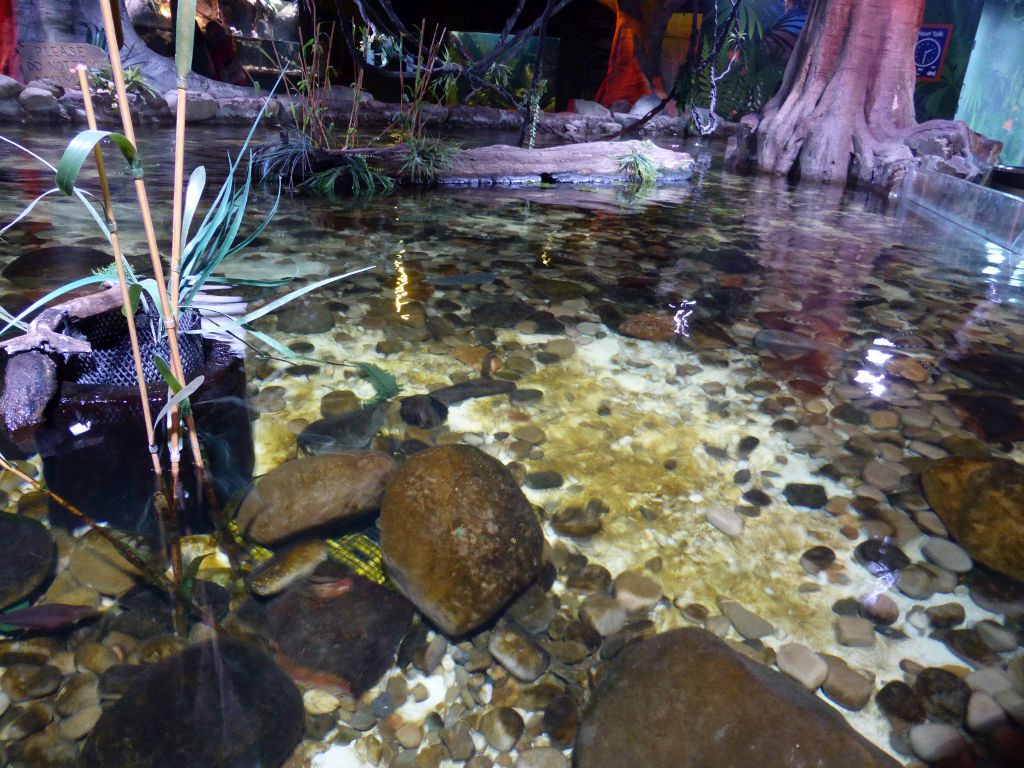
[16,42,109,87]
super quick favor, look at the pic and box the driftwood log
[301,140,694,187]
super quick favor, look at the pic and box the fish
[753,329,850,359]
[0,603,98,631]
[429,272,497,286]
[297,405,386,455]
[429,378,516,405]
[249,540,329,597]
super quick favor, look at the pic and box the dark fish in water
[429,378,516,405]
[0,603,98,631]
[429,272,497,286]
[298,405,386,455]
[753,330,849,358]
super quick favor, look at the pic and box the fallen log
[273,139,693,188]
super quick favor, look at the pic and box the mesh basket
[61,307,205,387]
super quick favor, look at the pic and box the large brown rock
[380,445,543,635]
[921,457,1024,581]
[237,452,397,545]
[575,628,899,768]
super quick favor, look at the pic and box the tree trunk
[748,0,940,189]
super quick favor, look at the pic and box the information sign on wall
[916,24,953,82]
[16,42,108,87]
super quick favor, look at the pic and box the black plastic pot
[32,307,254,536]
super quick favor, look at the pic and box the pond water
[0,125,1022,768]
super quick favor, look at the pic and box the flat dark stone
[831,403,868,426]
[82,639,303,768]
[737,436,760,456]
[0,514,54,610]
[912,667,970,724]
[853,539,910,577]
[469,300,536,328]
[262,573,414,695]
[875,681,925,724]
[783,483,828,508]
[524,470,564,490]
[933,628,1001,668]
[741,488,771,507]
[510,389,544,404]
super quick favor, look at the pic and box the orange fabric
[0,0,17,78]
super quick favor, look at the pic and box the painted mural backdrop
[956,0,1024,166]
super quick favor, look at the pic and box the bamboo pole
[75,64,163,486]
[96,0,215,520]
[170,0,198,320]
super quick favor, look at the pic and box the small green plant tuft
[299,155,395,197]
[616,144,659,187]
[399,137,459,184]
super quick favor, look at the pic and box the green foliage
[88,65,160,109]
[352,361,400,404]
[616,144,659,187]
[299,155,395,197]
[523,79,547,149]
[399,137,459,184]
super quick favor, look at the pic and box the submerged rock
[944,351,1024,398]
[381,445,544,635]
[80,638,303,768]
[237,451,397,544]
[921,457,1024,581]
[574,628,899,768]
[0,514,54,610]
[296,405,386,455]
[946,390,1024,443]
[260,572,414,695]
[2,246,111,285]
[399,394,449,428]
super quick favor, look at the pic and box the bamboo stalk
[75,64,163,485]
[96,0,215,518]
[170,0,197,321]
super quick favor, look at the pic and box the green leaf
[181,165,206,246]
[122,283,143,317]
[207,266,375,333]
[180,552,208,602]
[153,374,204,425]
[152,354,183,393]
[175,0,199,82]
[352,361,400,403]
[55,130,142,196]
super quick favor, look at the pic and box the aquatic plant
[300,154,396,197]
[617,143,659,187]
[399,136,459,184]
[88,64,160,110]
